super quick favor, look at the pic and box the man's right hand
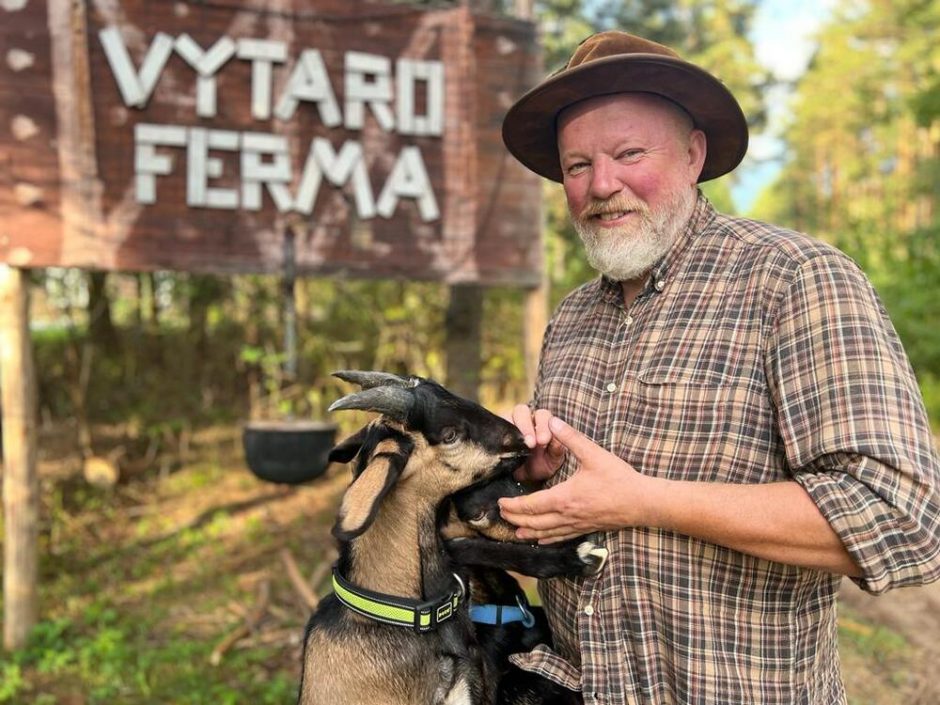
[511,404,566,482]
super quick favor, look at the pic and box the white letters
[397,58,444,136]
[132,125,438,220]
[174,34,237,117]
[241,132,293,211]
[344,52,395,132]
[134,124,187,203]
[187,127,239,209]
[274,50,342,126]
[99,27,175,108]
[377,146,439,221]
[237,39,288,120]
[101,28,445,221]
[295,139,375,218]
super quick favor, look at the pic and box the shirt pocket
[620,371,782,485]
[617,375,732,482]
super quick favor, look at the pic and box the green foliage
[751,0,940,426]
[0,662,25,702]
[838,607,912,694]
[0,441,326,705]
[0,607,296,704]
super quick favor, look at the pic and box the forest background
[2,0,939,703]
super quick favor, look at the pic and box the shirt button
[654,279,666,292]
[583,604,594,616]
[624,315,634,326]
[605,382,617,393]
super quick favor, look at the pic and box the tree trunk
[445,284,483,401]
[0,266,39,650]
[524,277,548,394]
[87,270,118,353]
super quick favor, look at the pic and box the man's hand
[499,415,651,543]
[504,417,863,575]
[511,405,567,482]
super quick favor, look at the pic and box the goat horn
[328,386,415,420]
[332,370,421,390]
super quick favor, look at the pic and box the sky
[731,0,837,214]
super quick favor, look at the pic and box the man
[497,31,940,704]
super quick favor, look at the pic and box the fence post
[0,265,39,650]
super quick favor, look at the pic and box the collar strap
[332,568,466,634]
[470,594,536,627]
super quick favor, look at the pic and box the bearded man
[497,31,940,705]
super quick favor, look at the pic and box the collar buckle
[412,573,465,633]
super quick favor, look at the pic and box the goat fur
[296,372,606,705]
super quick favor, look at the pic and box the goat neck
[342,488,445,600]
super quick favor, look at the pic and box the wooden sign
[0,0,543,284]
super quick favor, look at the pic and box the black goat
[297,371,606,705]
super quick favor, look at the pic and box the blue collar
[469,594,536,627]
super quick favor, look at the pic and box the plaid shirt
[509,193,940,704]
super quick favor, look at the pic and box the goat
[297,371,606,705]
[442,476,599,705]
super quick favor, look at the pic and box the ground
[838,581,940,703]
[1,423,938,704]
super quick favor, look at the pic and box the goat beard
[570,187,695,283]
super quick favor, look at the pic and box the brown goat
[297,371,605,705]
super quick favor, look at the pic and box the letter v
[99,26,175,108]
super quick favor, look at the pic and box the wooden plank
[0,0,544,284]
[524,276,548,394]
[0,265,39,650]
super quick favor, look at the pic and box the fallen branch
[308,551,337,595]
[210,578,270,666]
[280,549,320,611]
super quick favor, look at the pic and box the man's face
[557,93,706,282]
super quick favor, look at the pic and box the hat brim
[501,53,749,183]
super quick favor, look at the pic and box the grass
[0,424,933,704]
[0,426,345,704]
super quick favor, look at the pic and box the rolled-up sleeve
[765,253,940,594]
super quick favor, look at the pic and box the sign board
[0,0,543,285]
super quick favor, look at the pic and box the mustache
[578,196,650,220]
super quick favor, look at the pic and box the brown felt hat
[502,31,749,183]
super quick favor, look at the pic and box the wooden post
[524,275,549,394]
[445,283,484,401]
[0,265,39,650]
[512,0,547,396]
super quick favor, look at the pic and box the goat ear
[333,449,406,540]
[328,427,368,465]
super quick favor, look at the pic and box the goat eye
[441,427,460,444]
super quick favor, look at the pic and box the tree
[752,0,940,420]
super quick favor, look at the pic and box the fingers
[512,405,555,448]
[498,486,560,520]
[532,409,554,446]
[547,416,595,460]
[498,493,582,543]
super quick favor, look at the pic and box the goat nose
[502,430,523,449]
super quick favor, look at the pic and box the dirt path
[839,579,940,703]
[840,579,940,654]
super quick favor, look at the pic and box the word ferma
[135,125,439,221]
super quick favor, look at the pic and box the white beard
[572,188,695,282]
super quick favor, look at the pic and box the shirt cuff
[509,643,583,692]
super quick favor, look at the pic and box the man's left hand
[497,416,653,543]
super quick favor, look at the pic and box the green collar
[332,568,467,633]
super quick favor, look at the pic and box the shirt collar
[597,190,716,307]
